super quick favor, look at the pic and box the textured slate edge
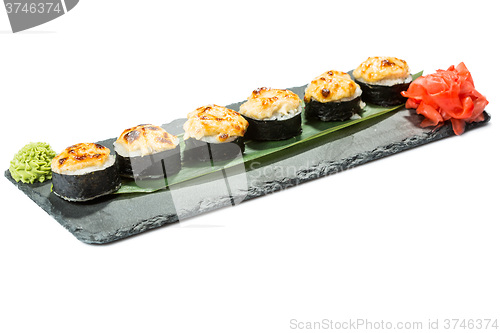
[4,111,491,244]
[78,213,179,244]
[245,111,491,199]
[3,171,169,243]
[4,169,237,244]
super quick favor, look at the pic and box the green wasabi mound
[9,142,56,184]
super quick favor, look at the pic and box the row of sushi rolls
[13,56,416,202]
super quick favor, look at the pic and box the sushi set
[5,57,491,244]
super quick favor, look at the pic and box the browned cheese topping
[353,56,410,83]
[239,88,301,120]
[183,105,249,142]
[115,124,178,155]
[314,70,352,81]
[304,70,358,103]
[51,143,110,172]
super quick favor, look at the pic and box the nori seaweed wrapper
[52,163,121,202]
[116,145,181,180]
[305,96,362,122]
[241,112,302,141]
[183,137,245,163]
[355,79,411,106]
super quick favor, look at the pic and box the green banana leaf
[116,71,422,194]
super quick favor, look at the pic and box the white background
[1,1,498,332]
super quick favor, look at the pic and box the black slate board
[4,85,491,244]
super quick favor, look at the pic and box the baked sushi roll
[304,70,364,122]
[114,124,181,179]
[51,143,121,202]
[183,105,249,162]
[238,87,302,141]
[353,56,412,106]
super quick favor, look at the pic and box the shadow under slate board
[4,85,491,244]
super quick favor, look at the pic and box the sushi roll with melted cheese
[114,124,181,179]
[51,143,121,202]
[238,87,302,141]
[353,56,412,106]
[183,105,249,162]
[304,70,364,122]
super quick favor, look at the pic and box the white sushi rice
[353,86,367,111]
[356,75,412,87]
[305,85,363,103]
[261,104,302,121]
[54,155,116,176]
[339,85,362,102]
[198,135,238,144]
[309,86,364,104]
[113,137,180,158]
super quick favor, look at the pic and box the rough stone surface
[4,89,490,244]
